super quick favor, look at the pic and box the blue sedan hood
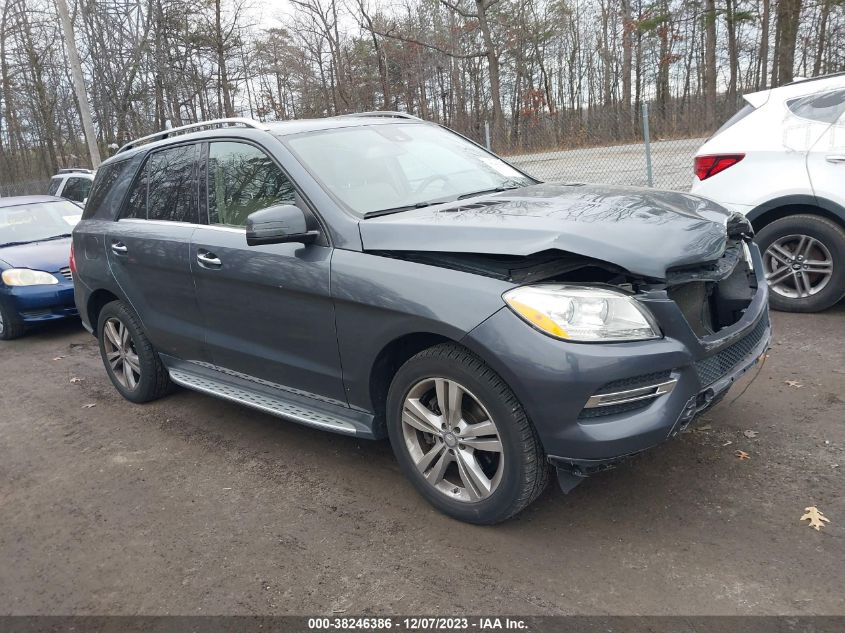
[0,237,72,273]
[359,183,734,280]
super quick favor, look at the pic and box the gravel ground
[506,138,705,190]
[0,305,843,616]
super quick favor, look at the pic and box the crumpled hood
[0,237,72,273]
[359,183,734,280]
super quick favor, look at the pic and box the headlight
[1,268,60,286]
[503,284,661,342]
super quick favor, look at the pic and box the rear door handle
[197,251,222,268]
[111,241,128,255]
[825,154,845,163]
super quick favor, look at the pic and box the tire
[386,342,549,524]
[755,214,845,313]
[97,300,172,403]
[0,297,25,340]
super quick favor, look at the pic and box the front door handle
[197,251,222,268]
[111,241,128,255]
[825,154,845,164]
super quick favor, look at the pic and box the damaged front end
[371,213,769,494]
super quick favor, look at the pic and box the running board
[168,367,365,436]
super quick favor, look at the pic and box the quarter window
[48,177,62,196]
[787,89,845,124]
[207,141,295,227]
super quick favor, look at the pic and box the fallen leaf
[52,356,65,361]
[785,380,803,388]
[800,506,830,531]
[736,450,750,460]
[743,430,759,439]
[696,424,713,432]
[723,440,733,447]
[82,403,96,409]
[70,377,83,384]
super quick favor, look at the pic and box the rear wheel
[97,301,172,403]
[386,343,549,524]
[0,298,25,340]
[756,214,845,312]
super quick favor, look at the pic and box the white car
[692,72,845,312]
[48,168,94,205]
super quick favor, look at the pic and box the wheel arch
[368,332,461,435]
[87,288,120,332]
[747,195,845,233]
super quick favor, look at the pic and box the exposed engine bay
[371,214,757,339]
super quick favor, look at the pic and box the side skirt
[160,356,378,439]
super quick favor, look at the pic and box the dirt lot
[1,306,843,616]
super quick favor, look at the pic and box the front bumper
[462,245,771,480]
[2,280,78,324]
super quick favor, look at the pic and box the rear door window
[148,144,199,223]
[121,144,199,223]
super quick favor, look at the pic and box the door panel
[190,228,345,404]
[190,139,345,404]
[107,220,206,360]
[106,142,207,361]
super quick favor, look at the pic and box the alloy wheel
[401,377,504,503]
[763,234,834,299]
[0,309,4,336]
[102,317,141,390]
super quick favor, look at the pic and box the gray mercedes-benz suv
[72,113,771,524]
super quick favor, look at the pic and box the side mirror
[245,205,319,246]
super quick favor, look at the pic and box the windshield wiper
[0,241,36,248]
[364,201,433,219]
[456,182,526,200]
[0,234,72,248]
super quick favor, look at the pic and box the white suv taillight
[694,154,745,181]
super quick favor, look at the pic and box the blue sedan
[0,196,82,339]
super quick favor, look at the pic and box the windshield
[285,123,535,216]
[0,201,81,246]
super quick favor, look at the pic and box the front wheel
[0,297,25,340]
[386,343,549,524]
[756,214,845,312]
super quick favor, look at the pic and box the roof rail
[57,168,94,175]
[336,111,423,121]
[117,118,269,154]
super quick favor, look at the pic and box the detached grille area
[59,266,73,281]
[695,314,769,387]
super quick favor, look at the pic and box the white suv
[692,72,845,312]
[48,168,95,205]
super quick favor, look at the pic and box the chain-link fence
[0,179,52,198]
[464,99,725,191]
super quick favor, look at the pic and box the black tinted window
[208,141,295,227]
[147,144,198,223]
[788,89,845,124]
[121,161,148,219]
[85,158,136,220]
[62,177,91,202]
[48,177,61,196]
